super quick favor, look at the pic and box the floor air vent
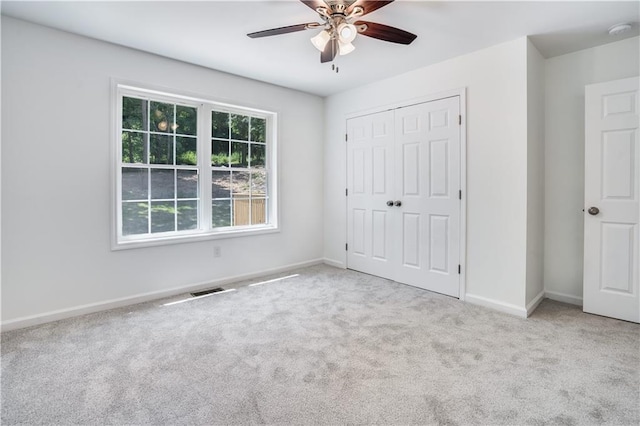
[190,287,225,297]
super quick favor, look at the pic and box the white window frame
[112,82,279,250]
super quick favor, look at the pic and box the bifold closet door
[346,97,461,298]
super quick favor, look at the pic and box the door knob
[386,200,394,207]
[394,200,402,207]
[588,207,600,216]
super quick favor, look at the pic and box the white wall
[544,36,640,305]
[324,38,530,314]
[525,39,545,309]
[1,17,324,326]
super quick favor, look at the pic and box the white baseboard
[465,293,528,318]
[544,290,583,306]
[1,258,324,332]
[323,258,346,269]
[526,290,545,317]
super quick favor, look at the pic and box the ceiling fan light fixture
[338,40,355,56]
[311,29,331,52]
[337,23,357,43]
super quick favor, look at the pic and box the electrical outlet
[213,246,221,258]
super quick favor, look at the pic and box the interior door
[584,76,639,323]
[394,98,461,297]
[346,110,396,279]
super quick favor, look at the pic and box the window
[115,85,277,248]
[211,111,268,228]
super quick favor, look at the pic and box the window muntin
[116,86,277,247]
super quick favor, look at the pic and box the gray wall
[3,14,638,327]
[1,17,325,325]
[543,36,640,305]
[525,39,546,308]
[324,38,531,315]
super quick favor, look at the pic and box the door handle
[394,200,402,207]
[386,200,394,207]
[588,206,600,216]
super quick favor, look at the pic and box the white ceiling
[2,1,638,97]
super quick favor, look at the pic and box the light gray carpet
[2,265,639,425]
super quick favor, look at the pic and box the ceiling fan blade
[299,0,328,12]
[320,38,338,63]
[355,21,417,45]
[247,23,316,38]
[348,0,394,16]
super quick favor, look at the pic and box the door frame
[345,88,467,300]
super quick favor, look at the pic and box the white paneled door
[347,110,396,280]
[584,76,639,323]
[347,97,461,297]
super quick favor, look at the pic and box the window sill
[112,225,279,251]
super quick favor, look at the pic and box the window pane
[150,134,173,165]
[212,200,232,228]
[251,198,267,225]
[122,132,147,164]
[233,198,250,226]
[122,168,148,200]
[231,142,249,168]
[177,170,198,199]
[151,201,175,233]
[250,117,266,142]
[212,170,231,199]
[177,200,198,231]
[250,144,265,169]
[122,202,148,235]
[122,97,148,131]
[251,171,267,197]
[151,101,174,133]
[211,140,229,167]
[176,136,197,165]
[176,105,197,136]
[151,169,175,199]
[211,111,229,139]
[230,114,249,140]
[232,171,250,197]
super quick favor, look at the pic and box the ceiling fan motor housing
[326,0,357,14]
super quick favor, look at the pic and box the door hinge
[345,133,348,142]
[458,264,461,274]
[459,190,462,200]
[458,115,462,125]
[345,243,348,251]
[345,188,348,196]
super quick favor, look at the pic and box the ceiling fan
[247,0,417,64]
